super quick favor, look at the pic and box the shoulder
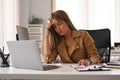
[72,30,89,38]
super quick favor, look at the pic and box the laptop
[7,40,60,70]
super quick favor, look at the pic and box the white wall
[115,0,120,42]
[19,0,51,27]
[19,0,29,27]
[0,0,3,48]
[29,0,51,25]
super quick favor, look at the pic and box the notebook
[7,40,60,70]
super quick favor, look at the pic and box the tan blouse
[45,30,102,63]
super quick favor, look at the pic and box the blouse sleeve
[44,49,58,63]
[83,31,102,63]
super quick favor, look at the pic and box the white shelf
[28,24,45,54]
[28,24,44,27]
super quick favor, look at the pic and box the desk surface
[0,63,120,80]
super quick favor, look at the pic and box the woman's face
[52,19,69,36]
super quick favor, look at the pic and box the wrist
[45,29,50,36]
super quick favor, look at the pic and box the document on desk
[71,65,111,71]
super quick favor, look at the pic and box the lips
[58,31,63,34]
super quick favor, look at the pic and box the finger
[84,60,90,66]
[79,60,90,66]
[78,60,85,65]
[81,60,85,65]
[46,22,52,29]
[77,60,81,65]
[85,61,89,66]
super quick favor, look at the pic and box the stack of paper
[106,62,120,68]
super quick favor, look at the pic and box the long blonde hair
[49,10,76,50]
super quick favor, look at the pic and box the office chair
[16,25,30,40]
[84,28,111,63]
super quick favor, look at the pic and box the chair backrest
[16,25,30,40]
[83,28,111,63]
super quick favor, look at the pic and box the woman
[44,10,102,66]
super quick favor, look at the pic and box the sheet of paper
[71,65,111,71]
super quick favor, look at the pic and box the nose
[55,26,61,32]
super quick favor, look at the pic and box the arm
[43,22,58,63]
[78,31,102,66]
[83,31,102,64]
[44,27,51,57]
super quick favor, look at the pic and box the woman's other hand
[77,59,90,66]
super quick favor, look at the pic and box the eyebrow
[54,21,62,25]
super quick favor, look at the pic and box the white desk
[0,64,120,80]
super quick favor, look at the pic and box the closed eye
[57,23,62,26]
